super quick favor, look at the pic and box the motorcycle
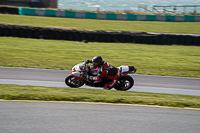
[65,62,136,91]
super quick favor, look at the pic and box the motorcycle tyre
[65,75,84,88]
[114,75,134,91]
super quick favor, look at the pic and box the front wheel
[65,75,84,88]
[114,75,134,91]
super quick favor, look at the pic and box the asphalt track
[0,67,200,96]
[0,67,200,133]
[0,100,200,133]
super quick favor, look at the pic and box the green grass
[1,14,200,34]
[0,84,200,108]
[0,37,200,77]
[1,13,199,108]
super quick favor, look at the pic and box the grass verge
[0,84,200,108]
[0,37,200,77]
[1,14,200,34]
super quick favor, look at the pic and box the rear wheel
[65,75,84,88]
[114,75,134,91]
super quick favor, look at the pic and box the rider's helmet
[92,56,103,68]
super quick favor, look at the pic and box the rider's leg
[103,79,117,90]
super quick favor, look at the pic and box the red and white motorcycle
[65,62,136,91]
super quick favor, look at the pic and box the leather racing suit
[91,61,120,89]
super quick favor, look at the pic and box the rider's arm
[87,73,103,81]
[90,67,105,81]
[88,61,112,81]
[91,62,111,81]
[85,59,92,64]
[86,63,101,81]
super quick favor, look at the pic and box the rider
[85,56,120,90]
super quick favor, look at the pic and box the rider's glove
[85,59,92,64]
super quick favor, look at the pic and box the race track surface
[0,67,200,133]
[0,67,200,96]
[0,100,200,133]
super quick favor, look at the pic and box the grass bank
[1,37,200,77]
[0,84,200,108]
[0,14,200,34]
